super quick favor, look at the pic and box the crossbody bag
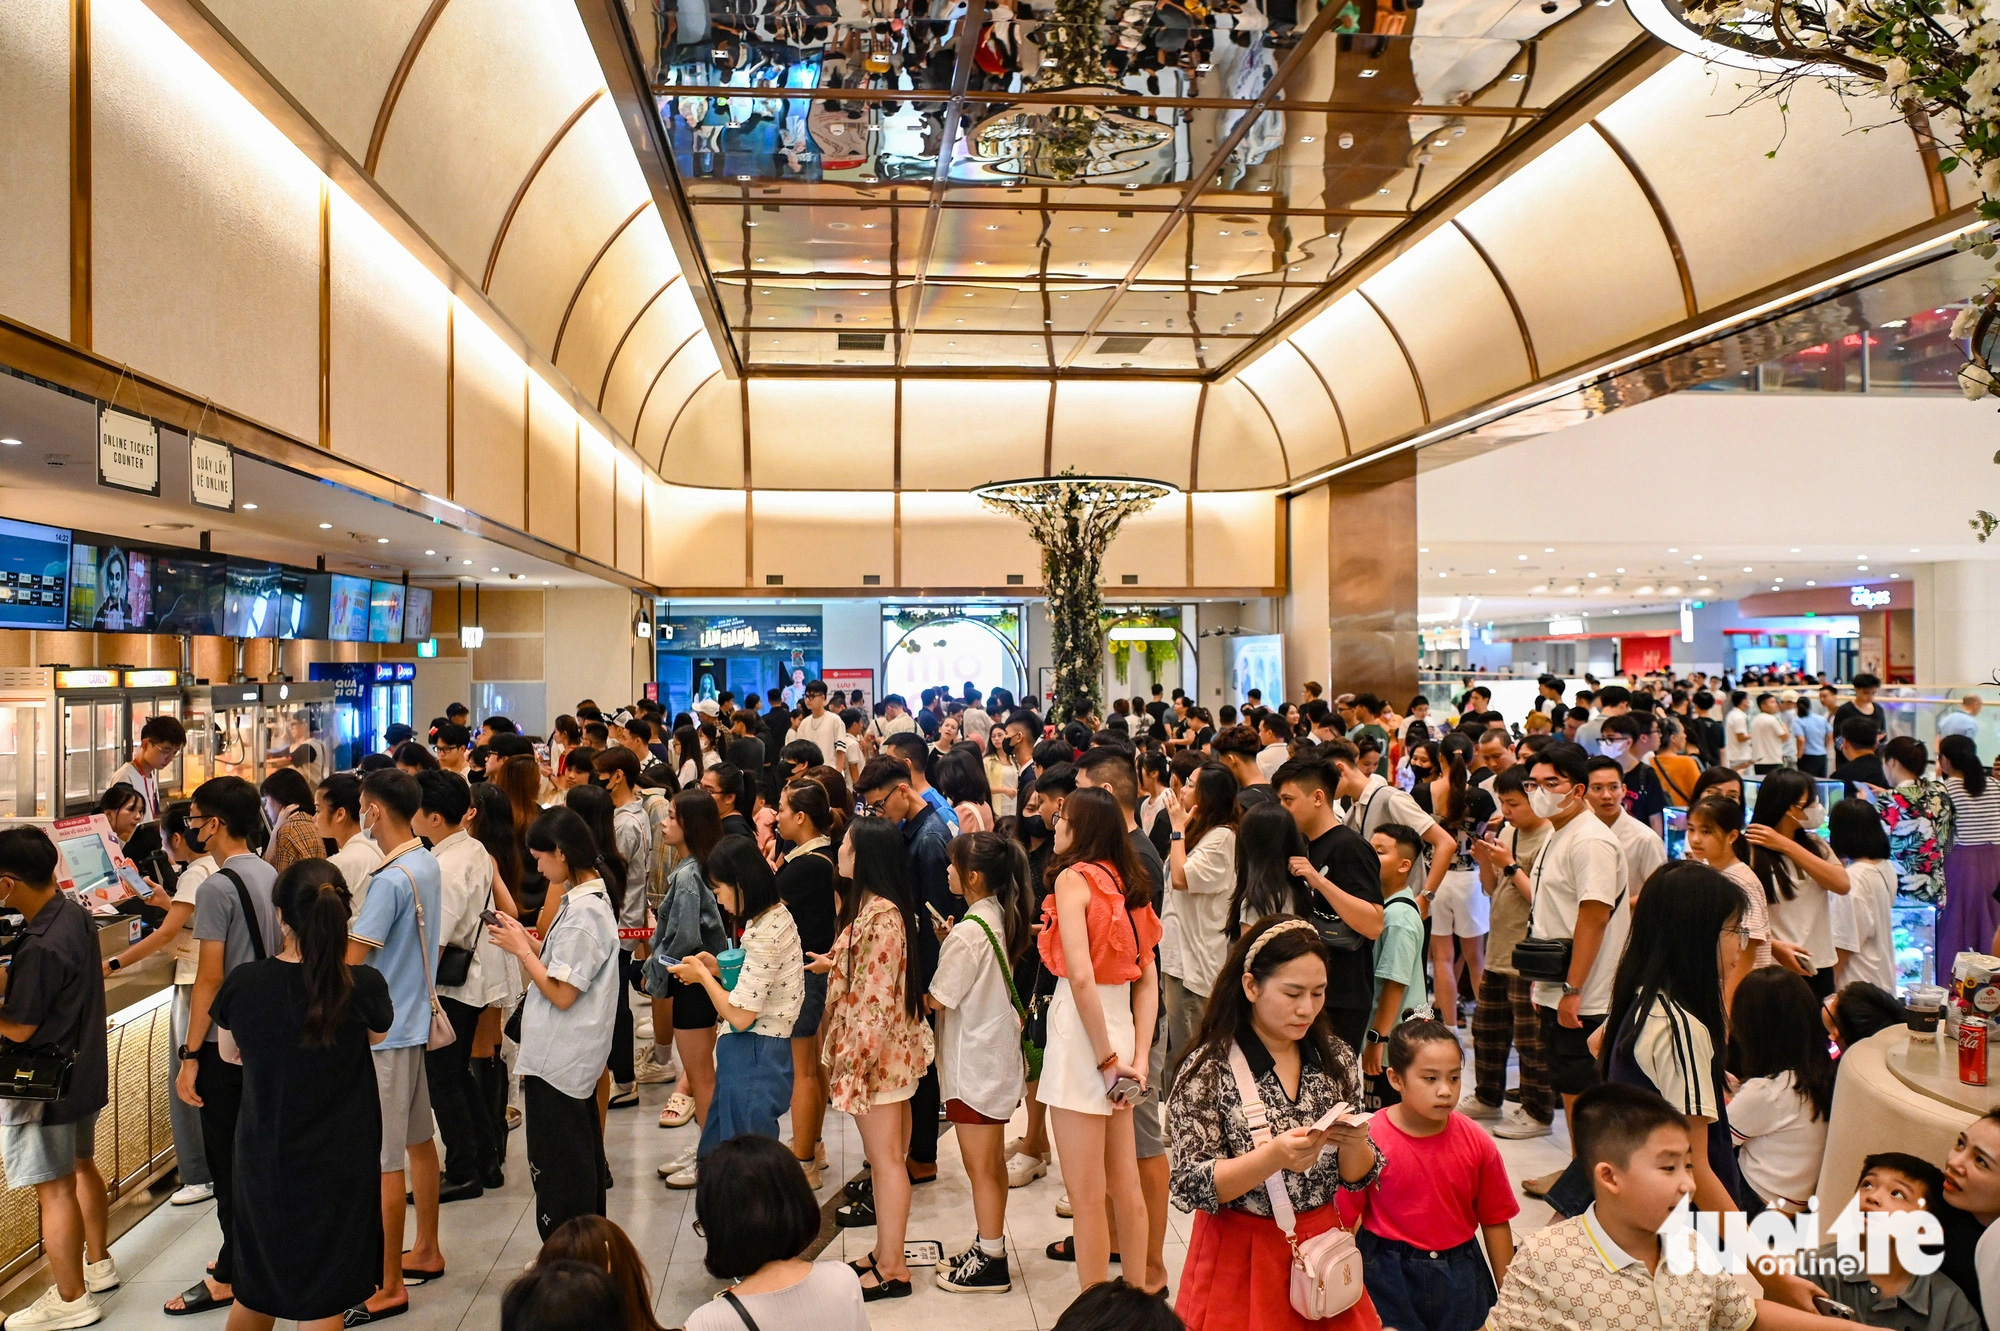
[407,866,457,1050]
[1511,835,1625,984]
[214,867,265,1065]
[436,874,491,989]
[1224,1043,1365,1319]
[964,911,1041,1082]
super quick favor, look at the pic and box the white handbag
[1225,1044,1366,1321]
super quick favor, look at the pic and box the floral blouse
[1878,776,1954,905]
[1168,1031,1382,1220]
[820,893,934,1114]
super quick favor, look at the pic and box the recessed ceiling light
[1698,575,1708,581]
[1615,567,1625,573]
[1806,580,1817,586]
[1667,547,1678,553]
[1517,554,1527,560]
[0,439,19,447]
[1891,572,1901,579]
[1742,566,1753,572]
[1858,564,1869,571]
[1856,555,1869,560]
[489,567,499,573]
[1790,547,1801,553]
[1587,571,1596,577]
[1486,568,1497,574]
[1545,547,1555,553]
[1774,577,1784,583]
[1438,572,1447,578]
[376,537,389,544]
[1910,547,1921,552]
[318,522,332,530]
[241,503,257,510]
[462,559,473,565]
[1691,554,1702,560]
[425,550,435,556]
[542,580,552,586]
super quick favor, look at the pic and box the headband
[1243,918,1318,972]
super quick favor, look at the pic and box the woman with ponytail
[488,807,624,1237]
[563,784,636,1109]
[1421,732,1494,1030]
[207,860,392,1330]
[928,831,1035,1294]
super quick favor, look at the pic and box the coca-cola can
[1961,1015,1989,1087]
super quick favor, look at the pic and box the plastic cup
[717,947,746,991]
[1907,985,1945,1042]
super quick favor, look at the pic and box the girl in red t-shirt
[1360,1019,1519,1331]
[1034,786,1163,1295]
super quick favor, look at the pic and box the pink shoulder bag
[1224,1044,1366,1320]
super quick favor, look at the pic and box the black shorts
[669,973,718,1030]
[1537,1006,1607,1096]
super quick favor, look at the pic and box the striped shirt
[1632,994,1719,1121]
[1947,776,2000,847]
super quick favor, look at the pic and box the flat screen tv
[327,575,371,643]
[152,554,225,637]
[67,539,151,632]
[0,517,73,631]
[401,587,433,643]
[277,570,317,640]
[221,561,282,639]
[367,581,406,645]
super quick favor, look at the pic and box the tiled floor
[54,1028,1572,1331]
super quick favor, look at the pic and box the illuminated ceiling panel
[601,0,1650,376]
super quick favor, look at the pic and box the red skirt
[1177,1203,1382,1331]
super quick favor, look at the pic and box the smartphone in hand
[479,909,503,927]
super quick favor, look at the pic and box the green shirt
[1372,888,1428,1024]
[1349,723,1391,777]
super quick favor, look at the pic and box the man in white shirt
[110,715,186,821]
[413,770,502,1201]
[1322,738,1456,900]
[1255,713,1294,779]
[1723,691,1755,773]
[1573,685,1629,757]
[1522,743,1632,1152]
[874,694,919,739]
[791,680,846,769]
[1584,758,1666,902]
[314,773,383,913]
[1748,692,1792,775]
[594,747,661,1103]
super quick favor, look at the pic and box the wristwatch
[1365,1029,1386,1045]
[106,957,122,972]
[1169,831,1184,842]
[176,1045,199,1062]
[1561,984,1582,997]
[1500,861,1520,876]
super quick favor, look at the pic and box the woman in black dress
[210,860,393,1330]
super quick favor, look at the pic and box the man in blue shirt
[882,732,960,834]
[1939,693,1984,744]
[347,770,446,1322]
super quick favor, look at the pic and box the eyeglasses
[861,796,890,817]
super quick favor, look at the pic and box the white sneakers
[1458,1091,1503,1121]
[663,1159,699,1189]
[168,1182,212,1206]
[5,1286,101,1330]
[1005,1152,1049,1188]
[658,1092,695,1128]
[607,1084,639,1109]
[657,1145,698,1180]
[82,1261,117,1296]
[1492,1107,1554,1140]
[1055,1191,1072,1219]
[632,1045,676,1086]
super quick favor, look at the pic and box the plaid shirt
[1490,1207,1756,1331]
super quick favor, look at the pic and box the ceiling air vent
[1121,574,1139,585]
[837,332,887,351]
[1006,574,1025,586]
[1096,335,1152,355]
[862,574,882,586]
[766,574,785,586]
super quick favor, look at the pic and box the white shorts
[1431,868,1489,939]
[1035,977,1135,1117]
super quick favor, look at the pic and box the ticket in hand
[1311,1102,1372,1132]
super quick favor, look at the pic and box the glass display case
[0,669,54,818]
[181,681,337,791]
[51,669,189,814]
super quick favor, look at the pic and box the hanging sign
[189,437,234,512]
[97,408,160,496]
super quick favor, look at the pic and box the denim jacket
[642,856,727,997]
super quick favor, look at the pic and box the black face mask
[1018,814,1049,840]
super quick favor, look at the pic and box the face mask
[1528,786,1569,819]
[1600,738,1632,759]
[1799,801,1826,828]
[1018,814,1048,840]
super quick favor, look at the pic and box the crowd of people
[8,671,2000,1331]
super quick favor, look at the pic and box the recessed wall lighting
[0,439,19,447]
[241,503,257,510]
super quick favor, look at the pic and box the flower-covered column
[976,470,1173,723]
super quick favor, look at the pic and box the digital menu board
[0,517,73,630]
[401,586,433,643]
[68,540,151,632]
[152,554,225,636]
[221,561,283,639]
[367,581,406,645]
[327,575,371,643]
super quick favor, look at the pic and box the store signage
[1547,617,1585,636]
[189,436,234,511]
[1849,585,1892,608]
[1680,599,1695,644]
[700,622,761,649]
[97,408,160,497]
[416,638,438,658]
[53,669,118,689]
[121,669,179,687]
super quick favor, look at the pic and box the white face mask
[1599,738,1632,759]
[1799,801,1826,828]
[1528,785,1569,819]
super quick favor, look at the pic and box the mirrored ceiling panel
[621,0,1644,374]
